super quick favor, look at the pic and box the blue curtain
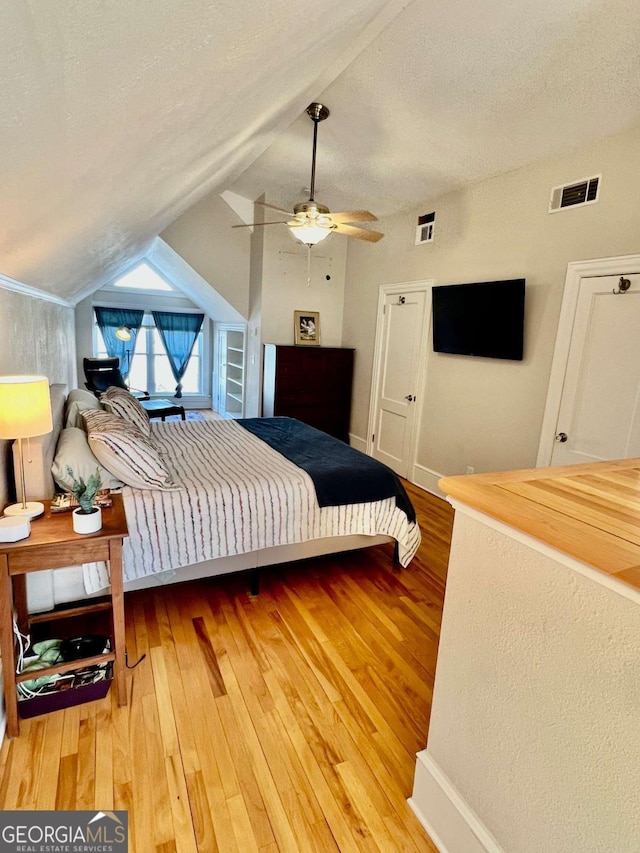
[94,307,144,379]
[152,311,204,398]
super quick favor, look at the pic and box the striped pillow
[81,409,134,434]
[101,387,151,436]
[81,409,180,492]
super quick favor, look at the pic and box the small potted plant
[67,467,103,534]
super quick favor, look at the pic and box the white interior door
[369,285,429,477]
[550,273,640,466]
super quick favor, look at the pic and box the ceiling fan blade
[255,200,293,216]
[231,221,288,228]
[329,210,378,224]
[333,223,384,242]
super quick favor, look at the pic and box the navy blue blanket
[239,417,416,523]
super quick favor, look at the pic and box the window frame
[93,310,209,399]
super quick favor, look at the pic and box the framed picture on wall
[294,310,321,346]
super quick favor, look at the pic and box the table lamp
[0,375,53,519]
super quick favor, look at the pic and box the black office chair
[83,358,185,420]
[83,357,150,400]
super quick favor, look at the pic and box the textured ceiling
[2,0,640,301]
[0,0,402,299]
[232,0,640,218]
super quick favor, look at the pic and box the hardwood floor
[0,483,454,852]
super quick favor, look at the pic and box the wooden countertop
[439,458,640,592]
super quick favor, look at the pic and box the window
[94,313,204,396]
[112,262,173,291]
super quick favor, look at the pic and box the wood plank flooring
[0,483,453,852]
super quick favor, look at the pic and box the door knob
[555,432,568,443]
[405,394,415,402]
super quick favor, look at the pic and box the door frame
[537,253,640,466]
[367,279,433,482]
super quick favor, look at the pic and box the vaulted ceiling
[2,0,640,302]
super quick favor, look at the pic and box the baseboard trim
[347,449,446,498]
[349,433,367,453]
[408,751,503,853]
[411,464,445,498]
[346,444,449,502]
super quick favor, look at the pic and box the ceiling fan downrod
[306,103,329,203]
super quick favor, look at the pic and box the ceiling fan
[233,103,384,246]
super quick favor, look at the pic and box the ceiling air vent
[415,211,435,244]
[549,175,600,213]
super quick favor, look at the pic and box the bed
[15,385,421,611]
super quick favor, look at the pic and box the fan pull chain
[307,245,312,286]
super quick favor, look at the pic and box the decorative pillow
[64,388,104,429]
[68,388,101,406]
[100,385,134,400]
[81,408,133,434]
[101,387,151,436]
[52,427,123,491]
[82,409,180,492]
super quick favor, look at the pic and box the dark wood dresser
[262,344,354,442]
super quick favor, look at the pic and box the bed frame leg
[393,541,401,567]
[250,568,260,596]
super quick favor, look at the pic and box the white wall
[160,191,251,319]
[245,204,265,418]
[343,122,640,477]
[0,286,75,507]
[416,506,640,853]
[260,222,348,347]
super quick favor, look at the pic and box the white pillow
[68,388,101,406]
[64,388,104,429]
[101,387,151,436]
[82,409,180,492]
[52,427,123,491]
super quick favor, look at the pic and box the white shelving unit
[216,325,246,418]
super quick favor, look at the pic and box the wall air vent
[549,175,600,213]
[415,211,435,245]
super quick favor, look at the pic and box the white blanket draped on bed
[83,419,421,593]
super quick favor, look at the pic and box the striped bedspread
[84,418,420,592]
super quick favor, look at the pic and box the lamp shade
[0,376,53,439]
[115,326,131,342]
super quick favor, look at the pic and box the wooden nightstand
[0,494,128,738]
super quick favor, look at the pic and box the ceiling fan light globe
[289,223,332,246]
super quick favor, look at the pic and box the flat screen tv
[432,278,525,360]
